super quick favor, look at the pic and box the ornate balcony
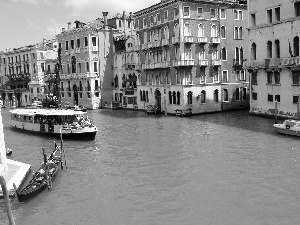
[183,36,194,43]
[162,39,169,46]
[198,59,209,66]
[172,59,195,67]
[197,37,208,43]
[162,61,171,68]
[245,60,265,69]
[281,56,300,67]
[210,37,220,44]
[90,46,98,51]
[211,59,221,66]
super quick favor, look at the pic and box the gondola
[13,143,62,202]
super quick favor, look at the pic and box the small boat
[9,108,97,138]
[6,148,12,156]
[273,119,300,136]
[13,144,62,202]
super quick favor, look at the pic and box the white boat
[273,119,300,136]
[9,108,98,138]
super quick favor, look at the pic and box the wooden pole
[0,176,16,225]
[275,101,278,124]
[297,101,300,121]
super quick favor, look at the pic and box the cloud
[64,0,160,20]
[10,0,52,5]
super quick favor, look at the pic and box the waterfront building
[0,39,57,107]
[132,0,248,115]
[246,0,300,118]
[56,13,119,109]
[112,13,139,109]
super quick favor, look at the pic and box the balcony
[154,62,162,68]
[211,59,221,66]
[281,56,300,67]
[172,37,180,44]
[245,60,266,69]
[183,36,194,43]
[141,44,148,50]
[162,61,171,68]
[90,46,98,51]
[197,37,208,43]
[265,58,282,69]
[135,64,141,70]
[162,39,169,46]
[198,59,209,66]
[210,37,220,44]
[172,59,195,67]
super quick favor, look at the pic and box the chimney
[67,22,72,29]
[42,37,46,47]
[102,12,108,29]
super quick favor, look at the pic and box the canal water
[1,109,300,225]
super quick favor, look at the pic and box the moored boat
[9,108,97,138]
[13,145,62,202]
[273,119,300,136]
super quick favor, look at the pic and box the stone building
[0,39,57,107]
[132,0,248,115]
[246,0,300,118]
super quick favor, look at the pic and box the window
[252,92,257,100]
[71,40,74,49]
[184,23,191,36]
[174,8,179,19]
[275,40,280,58]
[84,37,88,47]
[197,7,203,18]
[221,48,227,61]
[224,89,228,101]
[238,27,243,39]
[143,18,147,27]
[222,70,228,82]
[236,88,240,101]
[187,91,193,105]
[183,6,190,17]
[214,89,219,102]
[268,94,273,102]
[251,72,257,85]
[164,10,168,21]
[274,71,280,84]
[135,20,139,29]
[294,36,299,56]
[201,90,206,103]
[251,13,256,26]
[295,2,300,17]
[267,72,273,84]
[77,38,80,48]
[92,37,97,46]
[275,7,280,22]
[150,15,154,25]
[220,9,226,19]
[234,27,238,39]
[267,41,272,58]
[198,24,204,37]
[211,9,216,18]
[86,62,89,72]
[292,71,300,84]
[275,94,280,102]
[234,9,243,20]
[65,41,69,50]
[93,62,98,72]
[251,43,257,60]
[221,26,226,38]
[168,91,172,104]
[293,95,299,104]
[211,24,217,37]
[177,92,181,105]
[267,9,272,24]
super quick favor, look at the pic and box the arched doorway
[73,84,78,105]
[155,89,161,111]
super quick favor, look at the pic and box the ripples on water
[1,109,300,225]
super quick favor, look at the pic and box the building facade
[247,0,300,118]
[132,0,248,115]
[0,39,57,107]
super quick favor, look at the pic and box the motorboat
[273,119,300,136]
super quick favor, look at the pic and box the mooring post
[275,101,278,124]
[0,176,15,225]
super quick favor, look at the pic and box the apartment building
[247,0,300,118]
[133,0,248,115]
[0,39,57,107]
[56,13,120,109]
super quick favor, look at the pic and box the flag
[289,40,294,57]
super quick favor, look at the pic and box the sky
[0,0,160,51]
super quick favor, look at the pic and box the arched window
[198,24,204,37]
[211,24,217,37]
[251,43,257,60]
[144,32,147,44]
[275,40,280,58]
[168,91,172,104]
[174,24,179,38]
[222,47,227,60]
[267,41,272,58]
[214,89,219,102]
[201,90,206,103]
[164,26,169,40]
[177,91,181,105]
[173,91,176,104]
[166,72,170,84]
[136,34,140,46]
[143,90,146,101]
[240,47,244,62]
[187,91,193,105]
[140,91,143,101]
[294,36,299,56]
[114,75,118,88]
[221,26,226,38]
[238,27,243,39]
[71,56,76,73]
[184,23,191,36]
[235,47,240,62]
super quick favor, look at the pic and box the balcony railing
[162,39,169,46]
[172,59,195,67]
[245,60,266,69]
[90,46,98,51]
[172,37,180,44]
[211,37,220,44]
[211,59,221,66]
[197,37,208,43]
[281,56,300,67]
[198,59,209,66]
[183,36,194,43]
